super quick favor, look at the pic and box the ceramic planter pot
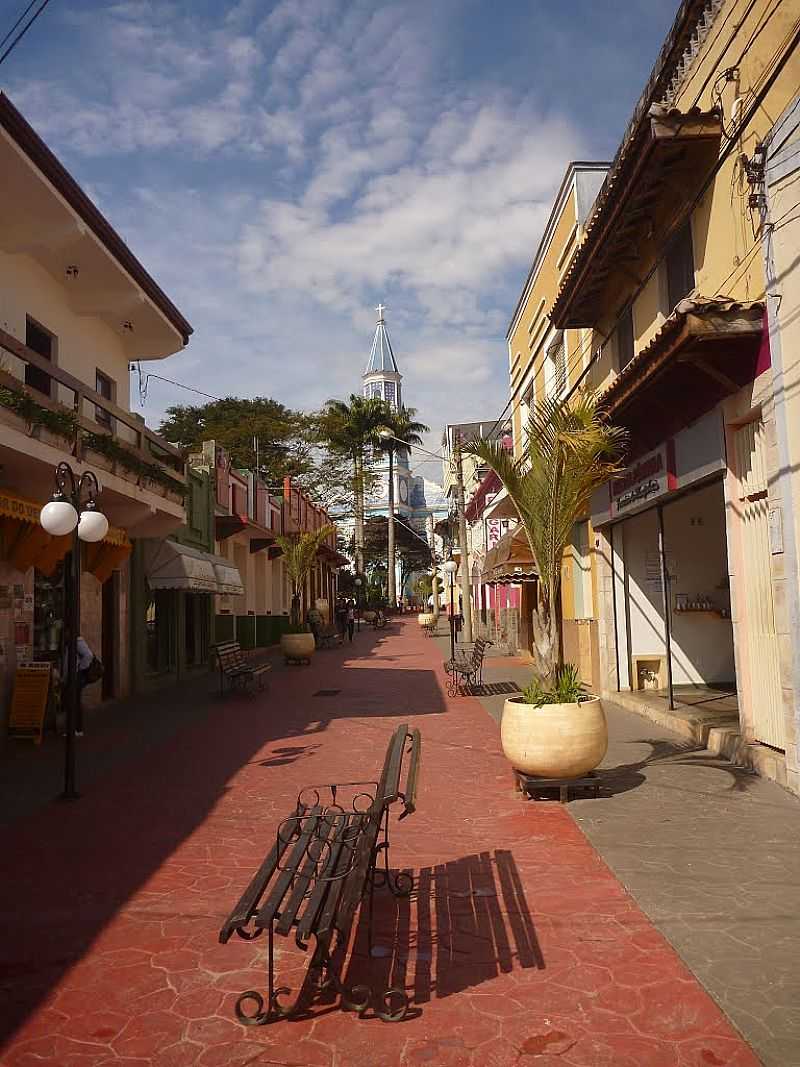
[500,696,608,779]
[417,612,435,627]
[280,632,315,663]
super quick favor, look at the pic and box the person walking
[346,600,356,643]
[335,598,348,640]
[62,635,98,736]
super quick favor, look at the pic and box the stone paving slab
[0,620,763,1066]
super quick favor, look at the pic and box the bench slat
[295,813,363,943]
[218,812,308,943]
[275,812,343,937]
[255,810,324,930]
[376,724,409,807]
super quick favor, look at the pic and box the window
[615,306,634,370]
[666,221,695,311]
[95,370,114,427]
[384,381,396,407]
[25,317,53,396]
[546,332,567,398]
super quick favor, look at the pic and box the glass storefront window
[145,587,176,674]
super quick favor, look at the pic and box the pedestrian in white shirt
[62,636,95,736]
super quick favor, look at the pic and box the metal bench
[219,723,421,1026]
[445,637,492,696]
[309,619,342,648]
[213,641,271,696]
[422,618,437,637]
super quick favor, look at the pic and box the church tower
[362,304,402,410]
[362,305,412,516]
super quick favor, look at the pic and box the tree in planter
[466,392,627,681]
[361,515,432,602]
[275,525,334,629]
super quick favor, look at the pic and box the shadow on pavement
[596,737,758,797]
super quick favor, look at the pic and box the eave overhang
[600,297,765,454]
[551,108,722,329]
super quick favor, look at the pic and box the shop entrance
[614,479,737,713]
[101,573,118,700]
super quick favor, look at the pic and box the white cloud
[7,0,589,468]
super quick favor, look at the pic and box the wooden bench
[445,637,492,695]
[219,723,421,1026]
[213,641,271,696]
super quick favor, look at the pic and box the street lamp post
[443,558,458,661]
[354,577,362,633]
[39,462,108,800]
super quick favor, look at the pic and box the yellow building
[549,0,800,793]
[506,163,608,682]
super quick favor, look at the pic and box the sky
[2,0,679,482]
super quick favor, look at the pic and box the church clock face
[398,478,408,502]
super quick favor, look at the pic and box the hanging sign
[486,518,503,549]
[609,443,676,518]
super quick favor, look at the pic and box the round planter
[362,610,376,623]
[500,696,607,779]
[280,632,315,664]
[417,612,435,627]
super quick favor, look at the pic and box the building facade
[547,0,800,793]
[0,92,192,735]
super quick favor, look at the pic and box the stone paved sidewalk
[0,619,765,1066]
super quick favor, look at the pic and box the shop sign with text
[610,443,676,518]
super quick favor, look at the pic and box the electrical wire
[0,0,38,50]
[0,0,54,67]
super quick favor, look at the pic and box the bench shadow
[336,849,543,1020]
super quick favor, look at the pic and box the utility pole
[453,431,473,644]
[427,513,440,621]
[387,447,396,608]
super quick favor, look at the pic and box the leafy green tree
[466,392,626,680]
[362,515,432,601]
[378,406,428,608]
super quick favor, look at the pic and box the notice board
[8,663,51,744]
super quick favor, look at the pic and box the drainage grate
[313,689,341,697]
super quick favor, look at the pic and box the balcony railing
[0,326,185,497]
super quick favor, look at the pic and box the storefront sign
[609,444,676,518]
[486,519,503,550]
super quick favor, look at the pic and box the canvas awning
[481,526,537,584]
[0,488,131,578]
[145,540,244,595]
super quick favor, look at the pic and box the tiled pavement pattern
[0,619,772,1066]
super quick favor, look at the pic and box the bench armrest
[399,728,421,819]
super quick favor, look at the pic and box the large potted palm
[276,525,334,664]
[467,392,626,779]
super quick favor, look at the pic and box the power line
[0,0,54,67]
[0,0,38,50]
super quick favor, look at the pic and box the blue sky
[3,0,678,475]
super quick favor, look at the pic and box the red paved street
[1,619,759,1067]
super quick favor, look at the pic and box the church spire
[364,303,399,376]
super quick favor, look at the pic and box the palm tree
[466,392,627,680]
[275,525,334,628]
[320,395,386,578]
[378,406,428,608]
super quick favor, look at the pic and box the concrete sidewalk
[0,618,788,1066]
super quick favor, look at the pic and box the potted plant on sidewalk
[275,525,334,664]
[467,392,626,779]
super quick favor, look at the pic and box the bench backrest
[214,641,246,672]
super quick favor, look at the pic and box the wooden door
[734,419,784,749]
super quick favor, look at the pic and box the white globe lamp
[78,507,109,543]
[443,559,458,575]
[40,499,79,537]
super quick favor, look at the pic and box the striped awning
[145,540,244,595]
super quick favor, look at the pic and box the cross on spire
[375,302,386,322]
